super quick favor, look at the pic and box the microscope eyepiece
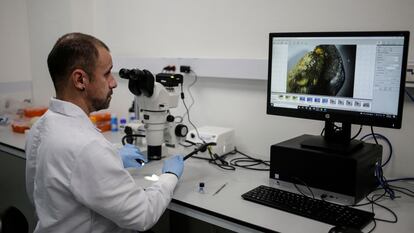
[119,68,155,97]
[118,68,129,79]
[119,68,146,81]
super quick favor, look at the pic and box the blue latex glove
[162,155,184,179]
[118,144,147,168]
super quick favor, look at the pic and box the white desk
[1,127,413,233]
[129,145,414,233]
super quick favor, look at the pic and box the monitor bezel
[266,31,410,129]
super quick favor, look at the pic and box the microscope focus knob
[175,124,188,137]
[166,115,175,122]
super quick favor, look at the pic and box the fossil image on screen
[286,44,356,97]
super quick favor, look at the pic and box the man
[25,32,184,233]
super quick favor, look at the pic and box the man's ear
[71,69,88,91]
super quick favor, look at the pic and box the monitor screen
[267,31,410,129]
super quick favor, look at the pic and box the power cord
[361,128,395,199]
[354,129,414,231]
[405,88,414,102]
[389,184,414,197]
[228,148,270,171]
[367,218,377,233]
[351,125,363,140]
[180,83,204,143]
[387,177,414,182]
[189,146,270,171]
[368,193,398,224]
[292,176,315,199]
[348,189,396,233]
[360,133,393,167]
[187,143,235,170]
[181,70,198,120]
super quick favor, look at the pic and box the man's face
[86,46,117,112]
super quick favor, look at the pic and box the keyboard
[241,185,374,229]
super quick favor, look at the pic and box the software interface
[270,36,406,118]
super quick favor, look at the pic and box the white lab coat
[25,98,178,233]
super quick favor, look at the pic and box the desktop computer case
[269,134,382,205]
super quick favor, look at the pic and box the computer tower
[270,134,382,204]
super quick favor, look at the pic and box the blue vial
[111,115,118,132]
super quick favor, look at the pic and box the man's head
[47,32,117,113]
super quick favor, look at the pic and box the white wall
[94,0,414,59]
[21,0,414,178]
[0,0,32,102]
[27,0,95,106]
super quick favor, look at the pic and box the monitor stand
[300,121,363,154]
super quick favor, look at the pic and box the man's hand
[118,144,147,168]
[162,155,184,179]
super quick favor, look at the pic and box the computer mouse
[328,226,363,233]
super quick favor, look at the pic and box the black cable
[350,125,363,140]
[360,130,396,199]
[206,147,236,170]
[370,126,379,145]
[360,133,393,167]
[375,163,395,199]
[180,84,204,143]
[363,192,398,224]
[351,178,414,230]
[293,183,309,197]
[353,181,414,229]
[183,142,217,160]
[187,144,236,170]
[350,189,387,207]
[387,177,414,182]
[228,148,270,171]
[405,88,414,102]
[372,203,398,223]
[181,71,198,120]
[366,218,377,233]
[292,177,315,199]
[188,146,269,171]
[390,185,414,198]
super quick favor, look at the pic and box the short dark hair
[47,32,109,91]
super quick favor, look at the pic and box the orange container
[11,120,30,133]
[24,107,48,118]
[95,121,111,132]
[89,112,111,123]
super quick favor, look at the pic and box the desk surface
[130,146,414,233]
[1,126,413,233]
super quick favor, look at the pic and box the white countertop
[0,125,26,150]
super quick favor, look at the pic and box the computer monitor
[267,31,410,153]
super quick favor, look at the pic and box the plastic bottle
[111,115,118,132]
[119,117,127,130]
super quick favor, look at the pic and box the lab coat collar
[49,98,92,125]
